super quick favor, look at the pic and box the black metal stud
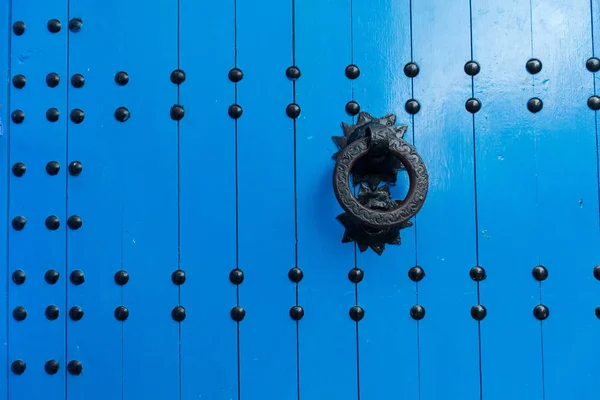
[405,99,420,115]
[12,270,26,285]
[12,74,26,89]
[11,360,26,375]
[67,215,82,230]
[45,305,59,321]
[69,306,84,321]
[12,21,25,36]
[46,73,60,88]
[115,107,130,122]
[587,57,600,73]
[229,268,244,285]
[46,161,60,175]
[68,18,82,32]
[286,66,301,80]
[70,74,85,88]
[169,69,185,85]
[114,270,129,286]
[588,95,600,111]
[471,304,487,321]
[45,360,59,375]
[348,267,364,283]
[288,267,303,283]
[594,265,600,280]
[410,305,426,320]
[345,101,360,116]
[70,109,85,124]
[114,306,129,321]
[45,215,60,231]
[408,266,425,282]
[70,270,85,285]
[44,269,60,284]
[349,305,364,322]
[596,306,600,319]
[469,266,486,281]
[464,61,480,76]
[67,360,82,375]
[68,161,82,176]
[345,64,360,79]
[116,71,130,86]
[404,62,419,78]
[289,305,304,321]
[286,103,301,119]
[169,105,184,120]
[526,58,543,74]
[228,68,243,83]
[12,216,26,231]
[11,110,24,124]
[46,108,60,122]
[13,306,27,321]
[465,98,481,114]
[230,306,246,322]
[12,162,26,177]
[532,265,548,281]
[228,104,242,119]
[172,306,186,322]
[527,98,543,113]
[533,304,549,320]
[47,19,61,33]
[171,270,186,285]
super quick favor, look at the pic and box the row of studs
[10,360,82,376]
[12,19,82,35]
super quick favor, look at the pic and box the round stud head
[12,216,26,231]
[116,71,130,85]
[410,304,426,320]
[171,269,186,285]
[229,268,244,285]
[228,67,243,83]
[44,269,60,284]
[526,58,543,74]
[408,266,425,282]
[587,95,600,111]
[11,110,24,124]
[47,19,61,33]
[289,305,304,321]
[349,305,364,322]
[67,215,83,230]
[596,306,600,319]
[405,99,421,115]
[46,161,60,176]
[70,109,85,124]
[286,103,301,119]
[533,304,549,320]
[114,306,129,321]
[471,304,487,321]
[228,104,243,119]
[11,360,26,375]
[527,97,543,113]
[464,60,480,76]
[230,306,246,322]
[70,270,85,285]
[70,74,85,88]
[12,21,25,36]
[594,265,600,280]
[170,69,185,85]
[348,267,364,283]
[12,270,26,285]
[114,270,129,286]
[68,161,83,176]
[45,305,60,320]
[45,360,59,375]
[532,265,548,281]
[172,306,186,322]
[12,162,26,177]
[170,105,184,121]
[586,57,600,73]
[13,306,27,321]
[46,108,60,122]
[288,267,303,283]
[403,62,419,78]
[286,66,301,80]
[69,306,84,321]
[67,360,83,375]
[115,107,131,122]
[345,101,360,116]
[68,18,83,32]
[345,64,360,79]
[12,74,26,89]
[46,73,60,88]
[465,98,481,114]
[469,266,486,281]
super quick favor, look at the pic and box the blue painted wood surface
[2,1,600,399]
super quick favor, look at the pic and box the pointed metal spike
[380,113,396,126]
[378,184,391,195]
[357,112,373,126]
[341,231,354,243]
[341,122,354,136]
[358,243,369,252]
[393,125,408,139]
[387,234,401,245]
[332,136,348,150]
[371,243,385,255]
[400,220,413,228]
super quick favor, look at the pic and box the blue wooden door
[1,0,599,399]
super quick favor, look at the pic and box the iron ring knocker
[332,112,429,255]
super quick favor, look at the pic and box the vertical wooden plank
[295,0,358,398]
[8,2,68,399]
[532,1,600,398]
[351,1,418,399]
[412,1,480,399]
[179,0,238,399]
[471,0,544,398]
[236,0,297,398]
[0,0,9,397]
[66,2,123,398]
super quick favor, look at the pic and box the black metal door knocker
[332,112,429,255]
